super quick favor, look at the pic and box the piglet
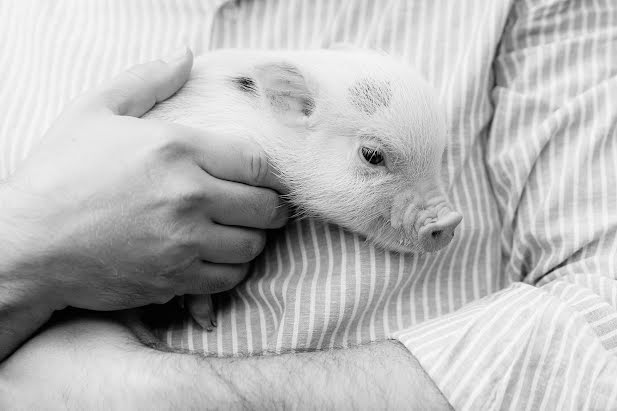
[144,49,462,330]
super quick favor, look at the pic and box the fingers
[206,175,289,229]
[181,128,286,192]
[78,47,194,117]
[185,294,217,331]
[196,224,267,264]
[177,260,250,295]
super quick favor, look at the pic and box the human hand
[1,47,288,315]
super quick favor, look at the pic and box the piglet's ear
[253,62,314,127]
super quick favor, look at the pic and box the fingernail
[163,46,188,64]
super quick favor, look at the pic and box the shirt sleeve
[393,1,617,409]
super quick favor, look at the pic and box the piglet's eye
[360,147,384,165]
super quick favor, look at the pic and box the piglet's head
[232,52,462,254]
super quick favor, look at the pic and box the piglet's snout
[417,210,462,253]
[390,188,463,253]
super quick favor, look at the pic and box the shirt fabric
[1,0,616,409]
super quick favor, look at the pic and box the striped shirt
[1,0,616,409]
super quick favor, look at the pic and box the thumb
[84,46,194,117]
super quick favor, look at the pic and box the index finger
[181,126,286,192]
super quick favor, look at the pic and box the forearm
[133,341,450,409]
[2,312,450,409]
[189,341,451,410]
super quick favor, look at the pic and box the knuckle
[125,64,150,83]
[174,186,207,209]
[157,238,198,272]
[168,220,204,252]
[143,125,190,162]
[123,60,166,88]
[151,134,189,162]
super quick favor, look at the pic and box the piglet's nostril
[417,211,462,253]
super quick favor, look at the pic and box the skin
[0,47,450,408]
[0,311,451,410]
[0,48,288,361]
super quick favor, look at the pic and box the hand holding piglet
[0,48,287,359]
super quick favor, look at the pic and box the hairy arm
[0,312,450,409]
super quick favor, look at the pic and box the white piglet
[144,49,462,329]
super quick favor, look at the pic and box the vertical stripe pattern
[2,1,617,409]
[163,0,506,356]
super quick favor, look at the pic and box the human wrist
[0,182,61,360]
[0,181,65,312]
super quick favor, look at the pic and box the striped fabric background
[1,0,616,409]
